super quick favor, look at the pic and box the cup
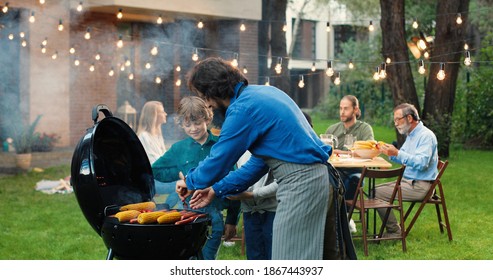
[344,134,356,158]
[320,134,338,149]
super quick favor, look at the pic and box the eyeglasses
[393,115,408,123]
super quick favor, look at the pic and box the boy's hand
[176,172,193,201]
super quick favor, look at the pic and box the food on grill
[175,213,207,225]
[120,201,156,212]
[114,210,141,222]
[157,212,182,224]
[137,211,167,224]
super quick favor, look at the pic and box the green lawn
[1,119,492,260]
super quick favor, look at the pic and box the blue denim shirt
[186,83,331,198]
[390,122,438,181]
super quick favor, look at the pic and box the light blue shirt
[186,83,331,198]
[390,122,438,181]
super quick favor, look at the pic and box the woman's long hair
[137,101,163,136]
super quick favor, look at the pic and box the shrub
[31,132,60,152]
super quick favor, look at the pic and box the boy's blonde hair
[175,96,213,126]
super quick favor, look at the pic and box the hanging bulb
[19,32,25,38]
[128,73,134,80]
[117,8,123,20]
[373,67,380,80]
[240,22,246,31]
[311,62,316,72]
[175,65,181,72]
[368,20,374,32]
[74,58,80,66]
[231,53,239,67]
[197,19,204,29]
[2,2,8,13]
[243,66,248,74]
[95,53,101,60]
[423,51,430,59]
[39,0,45,4]
[464,42,469,50]
[326,22,331,32]
[437,63,446,80]
[42,37,48,46]
[192,48,199,61]
[8,33,13,40]
[125,59,131,67]
[464,51,471,66]
[29,11,35,23]
[265,77,270,86]
[120,64,125,71]
[84,28,91,40]
[89,64,95,72]
[456,13,462,25]
[417,38,427,51]
[412,18,419,29]
[418,60,426,74]
[386,57,392,64]
[298,75,305,88]
[155,76,162,84]
[58,19,64,31]
[325,60,334,77]
[282,21,288,32]
[117,35,123,48]
[40,45,46,54]
[275,57,282,74]
[175,78,182,87]
[156,15,163,24]
[348,59,354,69]
[150,46,158,56]
[51,51,58,60]
[334,72,341,85]
[379,62,387,79]
[76,2,83,12]
[145,62,151,69]
[21,40,27,47]
[69,46,75,54]
[108,67,114,76]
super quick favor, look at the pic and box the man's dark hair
[187,57,248,100]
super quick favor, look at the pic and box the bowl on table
[353,149,380,159]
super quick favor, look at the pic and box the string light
[326,22,330,32]
[197,19,204,29]
[120,64,125,71]
[192,48,199,61]
[76,2,83,12]
[464,42,469,50]
[282,21,288,32]
[412,18,419,29]
[150,46,158,56]
[464,51,472,66]
[348,59,354,69]
[373,66,380,80]
[108,67,114,76]
[51,51,58,60]
[89,64,95,72]
[176,65,181,72]
[311,62,316,72]
[95,53,101,60]
[58,19,64,31]
[379,62,387,79]
[240,22,246,31]
[42,37,48,46]
[175,77,182,87]
[386,57,391,64]
[437,63,446,80]
[157,15,163,24]
[368,20,374,32]
[2,2,8,13]
[69,46,75,54]
[8,33,13,40]
[334,72,341,85]
[456,13,463,25]
[74,58,80,66]
[145,62,151,69]
[40,44,46,54]
[265,77,270,86]
[125,59,131,67]
[29,11,35,23]
[325,60,334,77]
[84,28,91,40]
[243,65,248,74]
[128,73,134,80]
[418,60,426,74]
[117,34,123,48]
[275,57,282,74]
[39,0,45,5]
[21,40,27,47]
[231,53,239,67]
[298,75,305,88]
[117,8,123,20]
[19,32,25,38]
[423,51,430,59]
[155,76,162,84]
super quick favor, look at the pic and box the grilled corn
[119,201,156,211]
[157,212,182,224]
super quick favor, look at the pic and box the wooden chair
[403,160,453,240]
[346,165,406,256]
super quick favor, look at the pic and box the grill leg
[106,248,114,260]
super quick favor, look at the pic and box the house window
[292,19,316,59]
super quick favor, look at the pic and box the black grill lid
[71,104,155,234]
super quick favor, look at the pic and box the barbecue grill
[70,104,210,260]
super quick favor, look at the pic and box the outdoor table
[329,155,394,234]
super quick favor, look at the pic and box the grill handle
[92,104,113,124]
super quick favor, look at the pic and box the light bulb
[89,64,95,72]
[120,65,125,71]
[275,57,282,74]
[42,37,47,46]
[108,68,114,76]
[240,23,246,31]
[231,53,239,67]
[58,19,64,31]
[298,76,305,88]
[84,28,91,40]
[117,35,123,48]
[348,60,354,69]
[29,12,35,23]
[69,47,75,54]
[117,9,123,20]
[311,62,316,72]
[464,51,471,66]
[155,77,161,84]
[176,65,181,72]
[386,57,392,64]
[417,39,427,50]
[282,22,288,32]
[77,2,83,12]
[373,67,380,80]
[265,77,270,86]
[21,40,27,47]
[8,33,13,40]
[19,32,25,38]
[74,59,80,66]
[379,63,387,79]
[368,20,374,32]
[52,52,58,60]
[334,73,341,85]
[192,49,199,61]
[145,62,151,69]
[39,0,45,4]
[175,78,182,87]
[150,46,158,56]
[197,20,203,29]
[437,63,445,80]
[412,18,419,29]
[418,60,426,74]
[128,73,134,80]
[157,16,163,24]
[243,66,248,74]
[456,13,462,25]
[423,51,430,59]
[325,61,334,77]
[326,22,330,32]
[95,53,101,60]
[41,45,46,54]
[2,3,8,13]
[125,59,131,67]
[464,43,469,50]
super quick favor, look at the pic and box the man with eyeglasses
[376,103,439,238]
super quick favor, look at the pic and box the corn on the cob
[120,201,156,211]
[114,210,141,222]
[137,211,166,224]
[157,212,182,224]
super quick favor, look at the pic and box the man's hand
[223,224,237,241]
[176,172,193,201]
[380,143,399,157]
[189,187,215,209]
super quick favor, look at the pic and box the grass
[0,118,492,260]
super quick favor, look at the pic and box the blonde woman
[137,101,167,165]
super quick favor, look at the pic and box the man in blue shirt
[376,103,438,237]
[179,57,333,260]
